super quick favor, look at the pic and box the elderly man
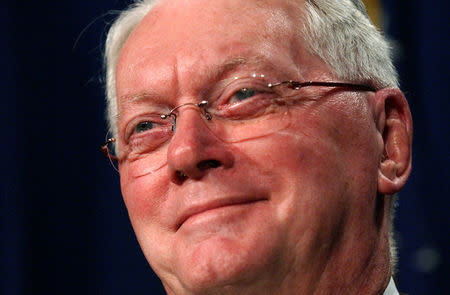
[101,0,412,294]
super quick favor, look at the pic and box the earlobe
[375,88,413,195]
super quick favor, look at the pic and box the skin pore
[114,0,412,294]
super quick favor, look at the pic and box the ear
[373,88,413,195]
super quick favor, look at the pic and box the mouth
[176,197,267,230]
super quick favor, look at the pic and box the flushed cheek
[218,130,350,279]
[119,163,170,226]
[259,126,340,177]
[119,166,178,275]
[234,123,345,209]
[241,119,350,213]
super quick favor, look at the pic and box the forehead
[116,0,320,100]
[122,0,304,51]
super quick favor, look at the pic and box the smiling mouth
[176,198,267,230]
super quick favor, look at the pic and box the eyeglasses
[100,74,375,175]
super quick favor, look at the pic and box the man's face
[115,0,382,293]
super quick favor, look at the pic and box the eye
[135,121,154,133]
[232,88,257,102]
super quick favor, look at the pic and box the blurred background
[1,0,448,294]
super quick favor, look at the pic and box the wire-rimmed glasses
[100,74,375,175]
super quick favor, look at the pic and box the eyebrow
[118,93,170,122]
[211,56,263,76]
[207,55,275,81]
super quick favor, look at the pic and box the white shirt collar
[383,277,400,295]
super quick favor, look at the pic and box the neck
[309,233,391,295]
[295,195,392,295]
[275,196,393,295]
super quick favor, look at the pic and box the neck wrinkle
[309,200,392,295]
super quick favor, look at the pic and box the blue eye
[233,88,256,101]
[135,121,154,133]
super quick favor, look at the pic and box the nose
[166,104,234,183]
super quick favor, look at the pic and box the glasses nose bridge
[163,100,211,131]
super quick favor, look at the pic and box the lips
[175,197,267,230]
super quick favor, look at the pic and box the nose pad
[166,105,234,183]
[162,100,210,132]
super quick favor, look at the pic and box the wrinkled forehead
[115,0,328,101]
[136,0,304,40]
[117,0,306,70]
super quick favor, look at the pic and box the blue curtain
[382,0,449,293]
[1,1,447,294]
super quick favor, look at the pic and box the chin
[172,238,263,293]
[171,219,286,293]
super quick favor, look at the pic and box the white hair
[104,0,158,137]
[302,0,398,89]
[103,0,399,269]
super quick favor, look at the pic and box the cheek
[225,117,353,270]
[119,163,170,226]
[238,99,379,216]
[119,164,177,273]
[233,114,348,220]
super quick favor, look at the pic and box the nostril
[197,159,221,170]
[175,170,187,180]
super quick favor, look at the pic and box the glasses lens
[201,75,294,143]
[117,115,173,178]
[207,104,292,143]
[124,144,169,178]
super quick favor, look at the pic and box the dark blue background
[1,1,448,294]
